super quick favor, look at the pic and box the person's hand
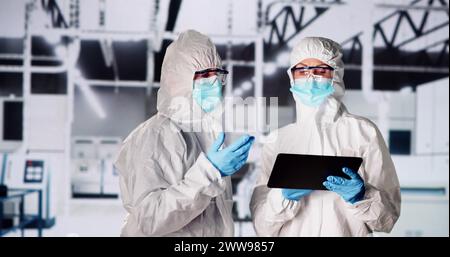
[281,188,313,201]
[206,133,255,177]
[323,167,365,204]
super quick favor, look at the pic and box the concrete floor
[5,198,126,237]
[3,195,448,237]
[3,198,257,237]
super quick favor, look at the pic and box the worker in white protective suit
[250,37,401,237]
[114,30,254,236]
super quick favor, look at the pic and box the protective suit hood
[157,30,222,124]
[289,37,345,99]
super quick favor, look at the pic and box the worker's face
[291,58,334,80]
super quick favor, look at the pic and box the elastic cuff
[264,189,300,222]
[345,185,378,214]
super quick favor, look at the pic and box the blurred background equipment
[0,0,448,236]
[1,152,54,236]
[71,137,120,198]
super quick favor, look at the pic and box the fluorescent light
[241,81,253,91]
[400,86,413,95]
[54,45,66,59]
[44,34,60,45]
[76,80,107,119]
[233,88,244,96]
[276,51,291,67]
[264,63,277,76]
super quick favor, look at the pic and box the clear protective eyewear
[291,66,335,81]
[193,68,229,86]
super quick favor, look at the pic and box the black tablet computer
[267,153,363,190]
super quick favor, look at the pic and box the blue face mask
[290,78,335,107]
[192,76,223,113]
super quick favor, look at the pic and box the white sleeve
[250,139,302,236]
[344,126,401,233]
[115,132,226,236]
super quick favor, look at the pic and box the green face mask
[192,76,223,113]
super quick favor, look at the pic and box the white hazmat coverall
[114,30,234,237]
[250,37,401,237]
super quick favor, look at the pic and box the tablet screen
[267,153,363,190]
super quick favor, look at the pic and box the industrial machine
[71,137,121,198]
[1,152,56,230]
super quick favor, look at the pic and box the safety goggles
[193,68,229,85]
[290,66,334,81]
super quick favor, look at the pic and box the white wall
[416,77,449,155]
[342,90,416,146]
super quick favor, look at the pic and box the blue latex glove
[207,132,255,177]
[323,167,365,204]
[282,189,313,201]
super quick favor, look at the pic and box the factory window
[389,130,411,155]
[3,101,23,141]
[0,73,23,97]
[31,73,67,94]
